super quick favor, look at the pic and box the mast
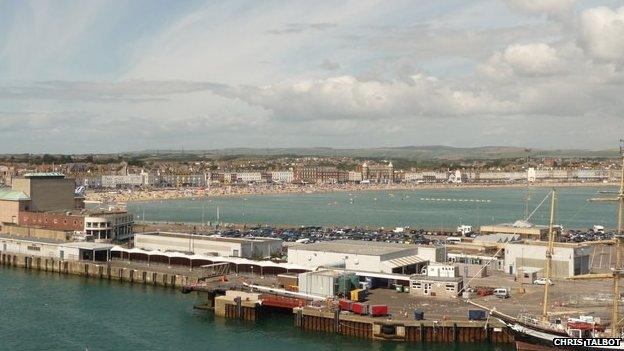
[542,189,557,322]
[612,141,624,337]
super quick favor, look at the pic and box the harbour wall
[0,252,197,288]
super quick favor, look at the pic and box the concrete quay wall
[0,252,197,288]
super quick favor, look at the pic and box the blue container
[468,310,487,321]
[414,310,424,320]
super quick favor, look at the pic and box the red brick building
[19,211,84,231]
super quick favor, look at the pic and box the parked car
[533,278,554,285]
[493,288,510,299]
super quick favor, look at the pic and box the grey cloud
[266,22,337,35]
[0,80,229,102]
[319,59,340,71]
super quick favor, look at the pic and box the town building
[271,171,294,183]
[133,232,283,258]
[347,171,363,182]
[357,162,394,183]
[100,173,146,188]
[236,172,263,183]
[287,240,444,274]
[293,167,347,183]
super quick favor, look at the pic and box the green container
[338,273,358,294]
[395,285,404,293]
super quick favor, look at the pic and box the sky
[1,0,624,153]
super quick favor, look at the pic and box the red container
[370,305,389,317]
[352,303,369,315]
[339,299,353,311]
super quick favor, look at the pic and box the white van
[493,288,510,299]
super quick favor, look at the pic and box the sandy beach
[84,181,616,204]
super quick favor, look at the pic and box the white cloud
[220,74,516,121]
[580,6,624,62]
[481,43,566,78]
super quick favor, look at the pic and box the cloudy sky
[1,0,624,153]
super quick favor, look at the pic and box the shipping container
[277,274,299,288]
[414,309,424,320]
[468,310,487,321]
[298,271,337,297]
[370,304,388,317]
[352,302,369,315]
[350,288,366,302]
[338,299,353,311]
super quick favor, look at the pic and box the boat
[503,141,624,350]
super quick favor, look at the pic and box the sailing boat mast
[612,140,624,337]
[542,189,557,322]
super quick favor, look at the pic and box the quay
[1,250,515,345]
[0,251,198,288]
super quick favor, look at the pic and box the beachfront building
[157,173,209,187]
[236,172,263,183]
[293,166,347,184]
[100,173,147,188]
[271,171,294,183]
[287,240,443,274]
[134,232,283,258]
[347,171,363,182]
[357,162,394,183]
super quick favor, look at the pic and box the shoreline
[85,181,616,204]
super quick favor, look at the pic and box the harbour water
[129,186,618,229]
[0,267,512,351]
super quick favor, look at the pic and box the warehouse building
[287,240,443,274]
[134,232,282,258]
[0,234,113,262]
[504,241,592,278]
[480,220,550,240]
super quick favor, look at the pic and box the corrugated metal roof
[381,254,427,268]
[0,187,30,201]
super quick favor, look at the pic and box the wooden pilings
[293,307,514,344]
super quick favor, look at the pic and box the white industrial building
[409,263,464,298]
[504,241,592,278]
[287,240,444,274]
[134,232,282,258]
[0,234,113,261]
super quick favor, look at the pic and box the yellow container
[350,288,364,302]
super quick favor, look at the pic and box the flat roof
[22,172,65,178]
[60,242,114,250]
[0,233,65,245]
[32,209,129,216]
[289,240,417,256]
[138,232,281,244]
